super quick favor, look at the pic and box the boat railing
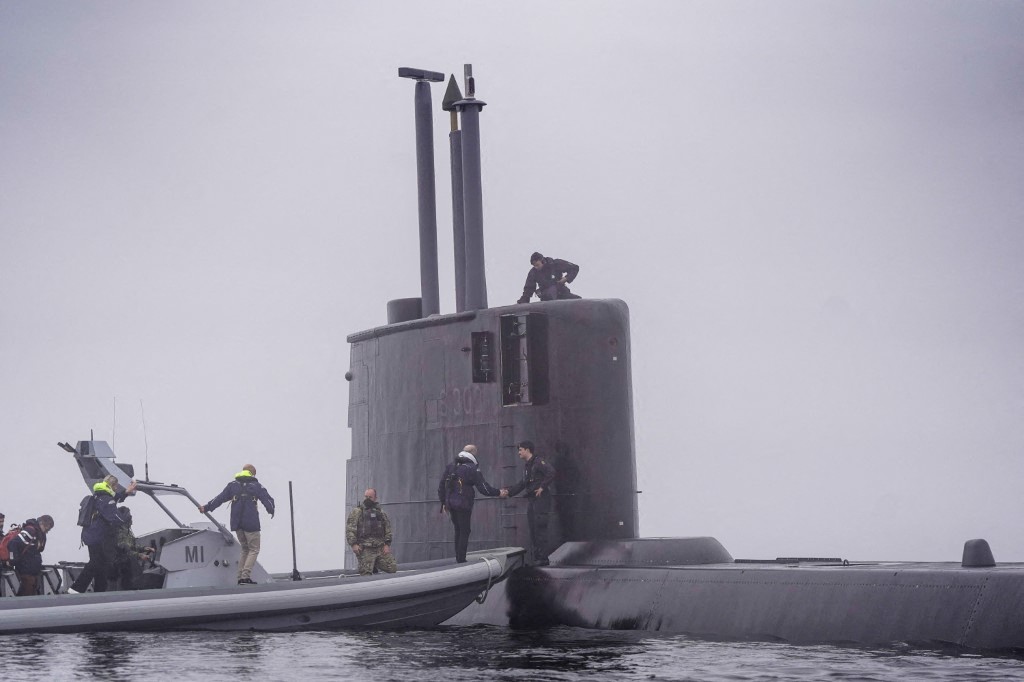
[135,482,235,545]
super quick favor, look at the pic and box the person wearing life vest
[500,440,557,566]
[7,515,54,596]
[346,488,397,575]
[199,464,275,585]
[437,445,501,563]
[69,476,135,594]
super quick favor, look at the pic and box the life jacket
[233,479,259,506]
[0,528,20,563]
[356,504,386,539]
[86,481,116,529]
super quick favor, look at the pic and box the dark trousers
[450,508,473,563]
[527,493,553,564]
[71,541,113,593]
[110,554,141,590]
[538,284,581,302]
[15,573,38,597]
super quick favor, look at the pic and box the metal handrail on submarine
[58,440,234,544]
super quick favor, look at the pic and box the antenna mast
[140,399,150,482]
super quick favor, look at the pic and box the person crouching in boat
[109,506,154,590]
[199,464,275,586]
[346,488,397,575]
[8,515,54,596]
[69,476,136,594]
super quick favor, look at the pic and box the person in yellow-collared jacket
[69,476,137,593]
[200,464,275,585]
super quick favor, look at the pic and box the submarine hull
[447,538,1024,651]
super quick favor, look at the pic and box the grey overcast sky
[1,2,1022,571]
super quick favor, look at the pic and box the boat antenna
[112,396,117,451]
[289,481,302,581]
[140,399,150,482]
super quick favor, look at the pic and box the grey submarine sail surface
[0,439,523,634]
[343,65,1024,652]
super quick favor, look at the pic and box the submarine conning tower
[344,66,639,566]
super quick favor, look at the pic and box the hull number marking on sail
[438,386,486,419]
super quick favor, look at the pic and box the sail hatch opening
[500,313,549,406]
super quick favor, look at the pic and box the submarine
[343,65,1024,651]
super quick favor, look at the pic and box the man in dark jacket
[69,477,134,593]
[8,515,54,596]
[501,440,557,565]
[437,444,501,563]
[200,464,275,585]
[517,251,581,304]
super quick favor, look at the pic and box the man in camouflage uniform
[109,506,154,590]
[346,488,397,575]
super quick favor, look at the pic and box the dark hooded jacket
[8,518,48,576]
[518,257,580,304]
[437,459,501,512]
[205,472,275,532]
[81,483,122,547]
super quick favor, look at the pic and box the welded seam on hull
[640,571,671,630]
[958,576,988,646]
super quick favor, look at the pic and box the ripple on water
[4,627,1024,682]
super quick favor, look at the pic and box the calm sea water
[7,626,1024,681]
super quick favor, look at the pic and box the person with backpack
[0,512,20,556]
[6,515,55,596]
[0,518,32,576]
[69,476,134,594]
[437,444,501,563]
[0,512,22,536]
[0,512,21,575]
[199,464,275,585]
